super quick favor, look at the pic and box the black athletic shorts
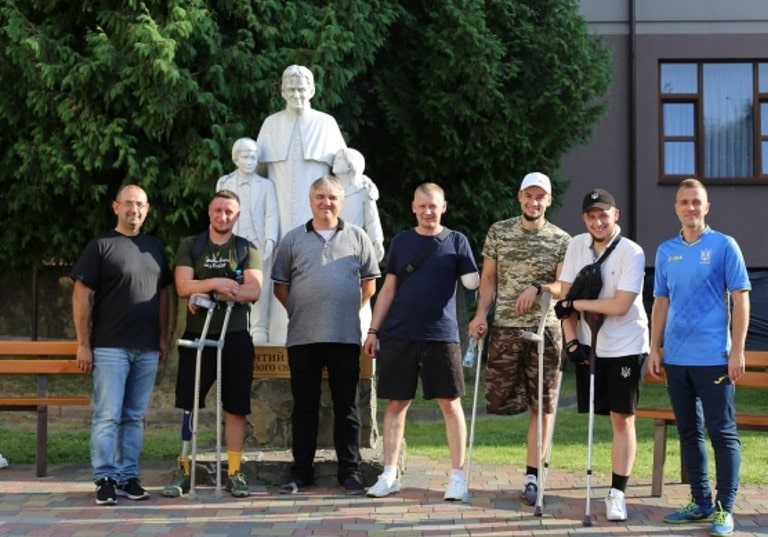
[377,336,464,400]
[175,330,254,416]
[575,353,646,415]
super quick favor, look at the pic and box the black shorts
[376,336,464,400]
[575,353,646,415]
[175,330,254,416]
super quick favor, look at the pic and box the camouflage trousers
[485,325,562,415]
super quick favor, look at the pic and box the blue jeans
[91,348,159,483]
[665,364,741,512]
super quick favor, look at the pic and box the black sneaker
[117,477,150,500]
[340,475,365,496]
[95,477,117,506]
[225,471,250,498]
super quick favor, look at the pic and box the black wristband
[532,282,542,296]
[367,328,379,336]
[565,338,580,350]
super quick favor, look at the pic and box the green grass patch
[403,371,768,485]
[0,419,216,465]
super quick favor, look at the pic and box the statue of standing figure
[333,147,385,263]
[333,147,386,343]
[216,137,279,344]
[256,65,347,343]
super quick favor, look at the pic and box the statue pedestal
[250,345,377,449]
[193,446,392,488]
[224,345,386,485]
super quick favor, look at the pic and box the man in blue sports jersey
[649,178,750,537]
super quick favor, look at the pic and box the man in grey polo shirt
[271,175,380,495]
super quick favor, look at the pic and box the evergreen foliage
[354,0,611,248]
[0,0,609,272]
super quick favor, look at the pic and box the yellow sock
[227,451,242,476]
[178,456,190,475]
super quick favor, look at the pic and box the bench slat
[1,340,86,478]
[0,359,81,374]
[0,341,78,356]
[0,396,90,407]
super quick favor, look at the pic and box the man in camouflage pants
[469,172,570,505]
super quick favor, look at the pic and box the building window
[660,61,768,183]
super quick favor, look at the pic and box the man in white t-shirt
[555,188,649,523]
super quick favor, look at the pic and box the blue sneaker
[709,503,734,536]
[663,498,714,524]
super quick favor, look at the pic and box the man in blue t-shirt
[649,178,750,537]
[363,183,479,501]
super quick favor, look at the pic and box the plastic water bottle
[463,337,478,368]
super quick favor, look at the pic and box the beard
[522,212,541,222]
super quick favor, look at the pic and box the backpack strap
[397,227,451,288]
[189,231,209,267]
[234,236,249,273]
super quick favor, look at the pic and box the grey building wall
[561,0,768,269]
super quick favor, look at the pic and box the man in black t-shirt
[71,184,172,506]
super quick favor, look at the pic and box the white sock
[381,465,397,483]
[451,468,465,481]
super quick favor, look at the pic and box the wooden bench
[0,341,88,477]
[636,350,768,497]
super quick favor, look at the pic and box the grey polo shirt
[271,218,381,347]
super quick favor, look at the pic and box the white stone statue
[216,137,279,344]
[256,65,347,343]
[333,147,386,344]
[333,148,385,263]
[256,65,347,237]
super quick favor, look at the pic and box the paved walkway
[0,456,766,536]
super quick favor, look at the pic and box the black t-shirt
[70,230,172,349]
[175,234,261,335]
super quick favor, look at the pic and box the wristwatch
[531,282,542,296]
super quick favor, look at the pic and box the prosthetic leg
[177,296,234,499]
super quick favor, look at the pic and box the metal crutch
[462,334,485,503]
[582,311,605,527]
[178,295,234,499]
[519,292,551,516]
[536,344,566,516]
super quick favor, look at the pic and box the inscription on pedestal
[253,345,374,379]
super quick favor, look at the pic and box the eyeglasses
[117,200,147,209]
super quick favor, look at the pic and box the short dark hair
[212,189,240,205]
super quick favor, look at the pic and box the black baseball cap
[582,188,616,212]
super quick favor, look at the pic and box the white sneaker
[366,475,401,498]
[0,454,8,469]
[522,475,538,506]
[605,488,628,521]
[443,474,467,501]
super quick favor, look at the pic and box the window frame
[659,60,768,185]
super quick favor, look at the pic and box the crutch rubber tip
[583,516,592,527]
[534,506,543,517]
